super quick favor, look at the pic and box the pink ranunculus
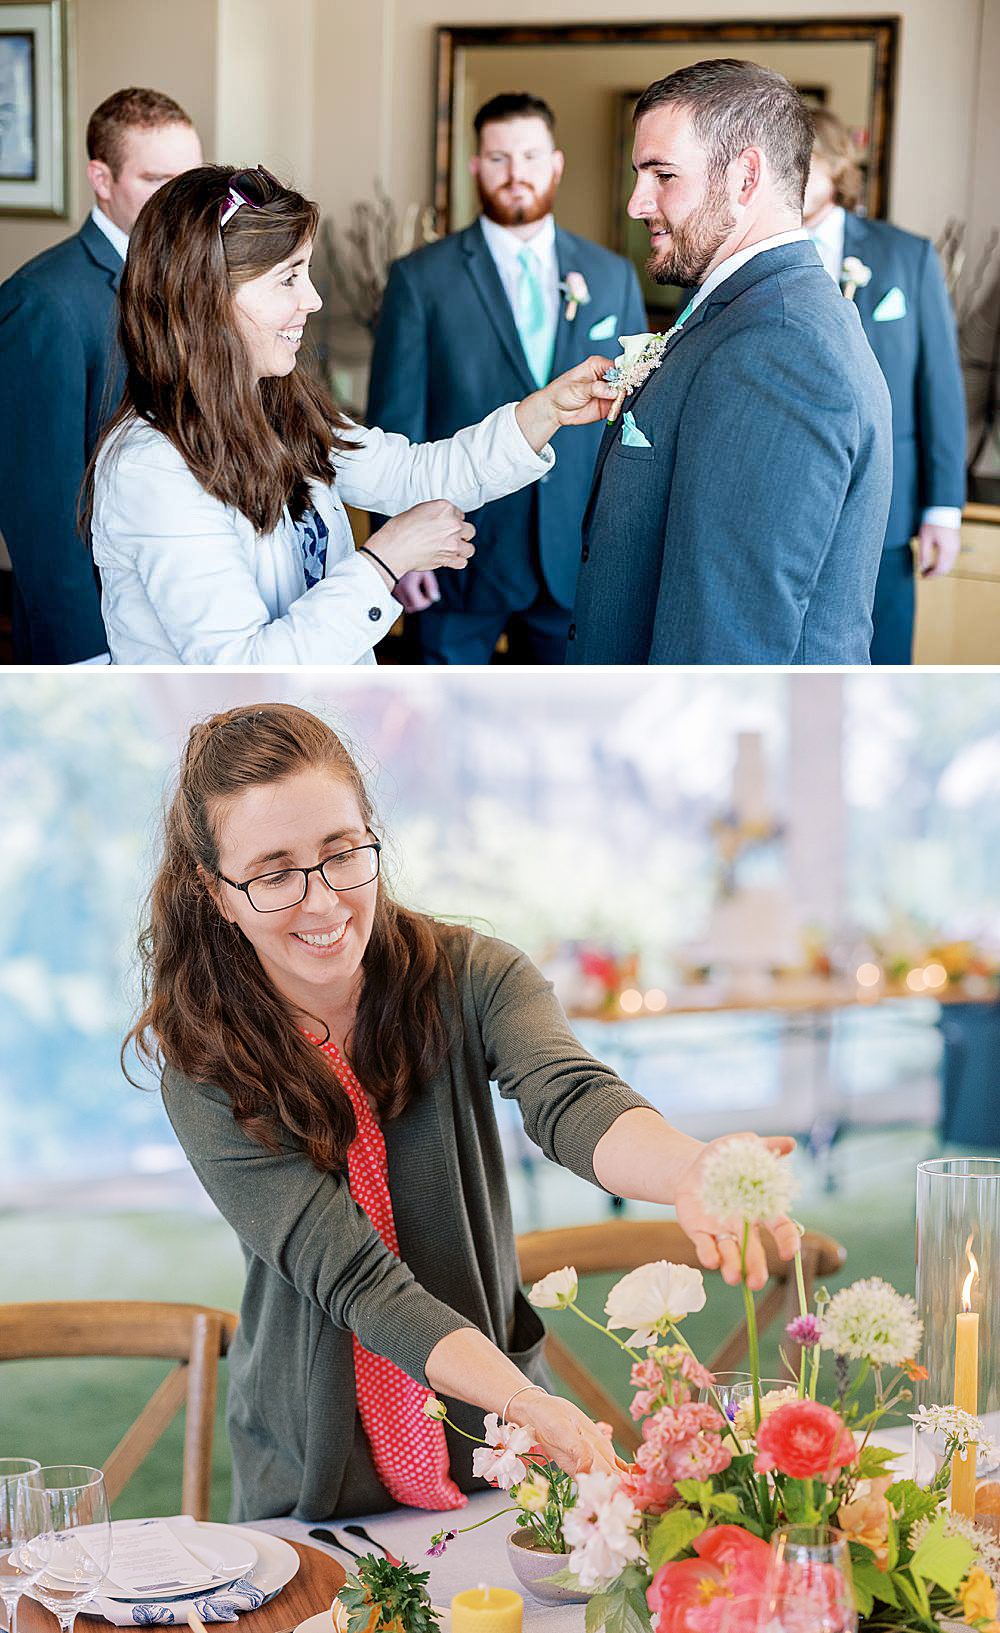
[694,1527,772,1594]
[648,1527,771,1633]
[753,1400,857,1481]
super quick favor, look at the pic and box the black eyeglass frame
[218,839,382,913]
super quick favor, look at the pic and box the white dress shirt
[91,405,555,665]
[90,204,129,261]
[480,213,560,350]
[806,206,960,532]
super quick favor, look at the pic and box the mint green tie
[516,247,555,387]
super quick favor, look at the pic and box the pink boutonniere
[560,271,591,321]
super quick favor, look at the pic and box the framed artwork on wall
[0,0,68,217]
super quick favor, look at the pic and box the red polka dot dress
[311,1035,467,1512]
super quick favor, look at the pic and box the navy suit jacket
[0,215,124,662]
[570,241,893,665]
[842,213,966,546]
[366,219,646,613]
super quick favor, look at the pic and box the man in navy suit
[570,60,892,665]
[0,87,202,663]
[804,109,967,663]
[367,91,646,664]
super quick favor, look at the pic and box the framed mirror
[435,19,898,316]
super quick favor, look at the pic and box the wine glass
[21,1467,112,1633]
[699,1374,792,1425]
[0,1462,44,1633]
[767,1525,858,1633]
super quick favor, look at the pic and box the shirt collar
[90,204,129,262]
[688,228,809,315]
[808,205,845,258]
[480,211,556,266]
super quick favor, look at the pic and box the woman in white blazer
[86,165,615,666]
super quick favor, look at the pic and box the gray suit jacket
[570,240,893,665]
[161,926,649,1520]
[0,215,123,662]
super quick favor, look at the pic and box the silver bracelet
[501,1383,546,1424]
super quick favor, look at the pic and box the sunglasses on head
[220,165,280,228]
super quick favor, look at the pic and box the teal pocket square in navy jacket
[621,410,653,448]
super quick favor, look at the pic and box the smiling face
[628,104,741,286]
[471,115,564,228]
[88,120,204,233]
[232,237,323,380]
[209,766,378,1018]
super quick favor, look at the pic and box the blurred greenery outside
[0,1129,937,1524]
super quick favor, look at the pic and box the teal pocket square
[621,411,652,449]
[588,313,617,340]
[873,286,907,321]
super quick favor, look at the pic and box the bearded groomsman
[570,60,892,666]
[367,91,645,664]
[804,109,967,664]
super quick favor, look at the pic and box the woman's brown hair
[85,164,354,536]
[125,703,457,1172]
[810,109,864,213]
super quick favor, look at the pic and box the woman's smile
[290,919,351,954]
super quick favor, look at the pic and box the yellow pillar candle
[952,1237,981,1517]
[451,1587,523,1633]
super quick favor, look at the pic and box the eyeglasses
[218,841,381,913]
[220,164,280,228]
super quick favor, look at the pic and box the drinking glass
[21,1467,112,1633]
[714,1592,769,1633]
[699,1374,792,1424]
[0,1462,44,1633]
[768,1525,857,1633]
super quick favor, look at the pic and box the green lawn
[0,1131,930,1520]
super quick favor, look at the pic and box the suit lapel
[842,212,877,325]
[461,221,536,395]
[549,227,581,379]
[79,214,125,292]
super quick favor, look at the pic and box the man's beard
[646,175,736,286]
[477,173,559,228]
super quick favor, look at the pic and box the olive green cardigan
[161,928,650,1521]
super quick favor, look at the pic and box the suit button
[568,623,576,641]
[368,607,381,621]
[581,546,590,562]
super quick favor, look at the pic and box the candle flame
[962,1233,980,1311]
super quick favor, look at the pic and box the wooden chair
[517,1221,846,1454]
[0,1301,239,1520]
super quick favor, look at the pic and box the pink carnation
[631,1401,733,1503]
[631,1359,664,1390]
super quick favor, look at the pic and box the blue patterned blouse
[294,506,330,591]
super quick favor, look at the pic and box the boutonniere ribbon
[559,271,590,321]
[840,256,872,301]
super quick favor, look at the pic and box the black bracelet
[358,544,399,589]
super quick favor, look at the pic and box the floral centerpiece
[430,1141,1000,1633]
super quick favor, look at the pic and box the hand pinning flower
[471,1412,535,1489]
[603,331,672,423]
[527,1266,578,1309]
[699,1137,798,1226]
[820,1277,923,1367]
[560,271,591,321]
[840,255,872,300]
[604,1260,706,1347]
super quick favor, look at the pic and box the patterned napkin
[90,1517,271,1625]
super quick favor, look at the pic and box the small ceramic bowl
[504,1529,588,1605]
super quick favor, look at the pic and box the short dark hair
[86,87,193,177]
[473,92,556,141]
[633,58,814,210]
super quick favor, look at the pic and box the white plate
[103,1521,259,1600]
[296,1610,452,1633]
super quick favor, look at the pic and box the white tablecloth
[252,1490,582,1632]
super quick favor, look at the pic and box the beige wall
[0,0,217,281]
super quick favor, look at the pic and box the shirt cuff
[920,506,963,530]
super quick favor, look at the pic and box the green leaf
[886,1480,941,1529]
[648,1509,707,1571]
[909,1516,977,1594]
[676,1479,714,1509]
[540,1568,588,1590]
[586,1594,613,1633]
[894,1571,933,1626]
[857,1444,903,1480]
[709,1493,742,1517]
[585,1576,653,1633]
[848,1547,900,1613]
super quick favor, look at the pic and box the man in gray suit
[0,87,202,663]
[570,60,893,666]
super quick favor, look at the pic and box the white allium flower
[909,1511,1000,1587]
[820,1277,923,1366]
[699,1138,798,1225]
[911,1404,1000,1465]
[563,1471,643,1589]
[471,1413,535,1489]
[527,1266,579,1309]
[604,1261,706,1347]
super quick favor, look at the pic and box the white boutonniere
[559,271,591,321]
[603,329,672,423]
[840,256,872,301]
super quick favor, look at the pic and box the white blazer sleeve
[332,401,555,515]
[96,439,398,666]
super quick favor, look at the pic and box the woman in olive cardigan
[132,702,799,1522]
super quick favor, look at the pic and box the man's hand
[394,570,441,612]
[917,522,962,578]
